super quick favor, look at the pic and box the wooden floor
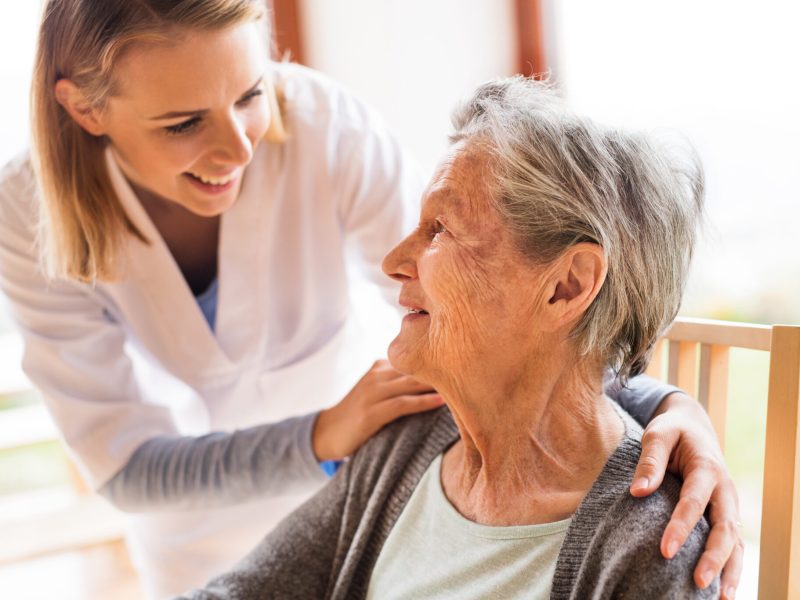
[0,540,144,600]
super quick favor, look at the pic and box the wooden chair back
[645,317,800,599]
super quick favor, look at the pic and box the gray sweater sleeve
[99,412,328,512]
[605,373,681,427]
[178,450,354,599]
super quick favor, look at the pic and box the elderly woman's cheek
[426,250,503,366]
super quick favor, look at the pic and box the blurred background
[0,1,797,597]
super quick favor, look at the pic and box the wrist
[654,391,716,433]
[312,408,336,462]
[653,390,694,418]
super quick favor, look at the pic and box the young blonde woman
[0,1,742,597]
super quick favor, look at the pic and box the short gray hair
[450,77,704,382]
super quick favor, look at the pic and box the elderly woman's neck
[439,358,624,527]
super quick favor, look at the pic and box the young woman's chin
[177,177,243,217]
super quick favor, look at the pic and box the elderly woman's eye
[432,220,448,238]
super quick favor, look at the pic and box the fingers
[660,468,714,560]
[630,424,678,497]
[363,359,400,381]
[372,392,444,425]
[380,375,436,397]
[693,482,742,593]
[718,535,744,599]
[361,359,436,397]
[692,516,738,589]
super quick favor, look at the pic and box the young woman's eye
[237,88,264,106]
[164,117,201,136]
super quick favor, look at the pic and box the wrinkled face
[382,145,547,382]
[98,22,270,216]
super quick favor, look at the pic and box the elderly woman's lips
[403,309,429,322]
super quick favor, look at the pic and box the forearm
[100,413,328,512]
[177,459,351,599]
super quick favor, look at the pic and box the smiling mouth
[184,171,238,186]
[407,308,429,315]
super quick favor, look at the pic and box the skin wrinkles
[383,144,624,527]
[415,147,522,383]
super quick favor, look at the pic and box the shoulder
[0,151,39,249]
[595,475,717,598]
[555,418,718,599]
[0,150,35,190]
[0,150,38,229]
[270,62,404,169]
[264,62,423,206]
[346,407,457,487]
[271,62,382,133]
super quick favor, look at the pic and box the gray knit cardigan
[180,406,718,599]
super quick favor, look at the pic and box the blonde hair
[30,0,284,282]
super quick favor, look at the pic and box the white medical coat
[0,63,425,596]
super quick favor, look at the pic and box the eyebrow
[425,189,468,223]
[148,76,264,120]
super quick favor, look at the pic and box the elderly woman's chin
[386,326,429,380]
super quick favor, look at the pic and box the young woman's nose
[382,233,419,282]
[213,113,253,166]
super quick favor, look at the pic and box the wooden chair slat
[698,344,729,446]
[677,341,698,397]
[645,338,666,380]
[759,325,800,600]
[666,317,771,351]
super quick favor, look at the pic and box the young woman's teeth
[190,172,235,185]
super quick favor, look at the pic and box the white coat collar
[104,146,276,377]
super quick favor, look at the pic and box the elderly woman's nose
[382,235,417,281]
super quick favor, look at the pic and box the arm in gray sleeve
[178,452,352,599]
[604,373,681,427]
[99,412,329,512]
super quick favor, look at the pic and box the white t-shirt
[368,454,571,600]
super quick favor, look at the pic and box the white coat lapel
[214,141,281,364]
[105,149,234,379]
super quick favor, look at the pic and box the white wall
[0,5,41,333]
[298,0,518,175]
[7,2,796,324]
[550,0,800,322]
[0,5,40,167]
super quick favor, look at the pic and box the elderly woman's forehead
[427,147,493,212]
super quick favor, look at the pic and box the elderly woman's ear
[542,243,607,331]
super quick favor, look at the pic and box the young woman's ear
[542,243,607,331]
[53,79,106,137]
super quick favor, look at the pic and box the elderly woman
[181,78,717,599]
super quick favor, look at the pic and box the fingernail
[725,587,736,599]
[666,539,679,558]
[699,569,714,588]
[631,477,649,492]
